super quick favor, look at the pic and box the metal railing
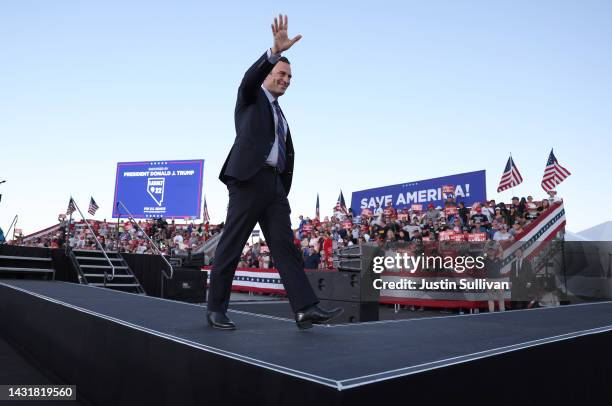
[2,215,18,244]
[115,201,174,279]
[71,198,117,279]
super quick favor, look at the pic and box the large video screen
[112,159,204,219]
[351,170,487,213]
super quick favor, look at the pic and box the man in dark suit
[207,15,342,330]
[509,249,535,309]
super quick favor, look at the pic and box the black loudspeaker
[164,267,208,303]
[306,270,379,303]
[318,299,379,324]
[306,242,384,323]
[336,243,384,273]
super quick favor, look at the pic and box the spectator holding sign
[444,194,457,209]
[384,202,397,220]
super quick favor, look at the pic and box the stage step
[83,274,135,278]
[0,255,52,262]
[0,267,54,273]
[68,248,145,295]
[0,252,55,281]
[75,256,123,261]
[71,251,123,259]
[79,265,129,269]
[72,249,119,254]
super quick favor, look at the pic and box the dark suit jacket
[510,259,534,297]
[219,52,295,194]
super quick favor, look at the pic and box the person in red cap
[470,206,489,233]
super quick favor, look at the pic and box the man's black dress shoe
[207,311,236,330]
[295,304,344,329]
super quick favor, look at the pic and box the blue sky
[1,1,611,235]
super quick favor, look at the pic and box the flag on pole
[337,190,348,215]
[497,155,523,192]
[88,197,99,215]
[541,149,571,192]
[66,198,76,215]
[315,193,320,220]
[203,197,210,222]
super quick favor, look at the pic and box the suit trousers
[207,166,318,313]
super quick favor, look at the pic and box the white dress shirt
[262,49,288,168]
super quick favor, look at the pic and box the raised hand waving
[271,14,302,54]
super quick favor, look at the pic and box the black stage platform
[2,280,612,405]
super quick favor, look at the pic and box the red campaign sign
[468,232,488,242]
[302,224,313,232]
[444,207,458,216]
[442,184,455,194]
[449,234,465,242]
[411,204,423,212]
[360,208,373,217]
[324,239,334,268]
[438,231,452,241]
[397,213,409,221]
[342,221,353,229]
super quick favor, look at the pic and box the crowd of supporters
[9,190,561,270]
[291,190,563,270]
[14,217,223,255]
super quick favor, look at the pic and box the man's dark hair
[278,56,290,64]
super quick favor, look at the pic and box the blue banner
[112,160,204,219]
[351,170,487,213]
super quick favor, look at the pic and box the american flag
[66,198,76,215]
[497,155,523,192]
[202,197,210,222]
[541,149,571,192]
[337,190,348,215]
[88,197,99,216]
[315,193,320,220]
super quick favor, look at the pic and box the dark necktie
[272,100,286,173]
